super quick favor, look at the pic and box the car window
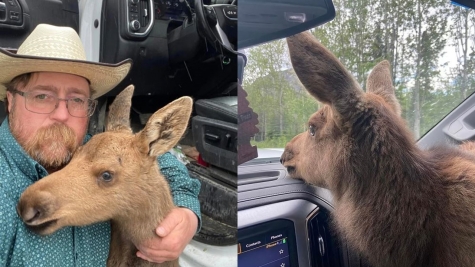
[243,0,475,148]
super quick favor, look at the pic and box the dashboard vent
[139,0,150,27]
[237,161,288,185]
[307,209,343,267]
[307,209,372,267]
[238,170,281,185]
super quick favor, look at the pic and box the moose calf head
[17,85,193,236]
[280,32,404,190]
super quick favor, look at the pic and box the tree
[244,0,474,146]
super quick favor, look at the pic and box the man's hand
[136,207,198,263]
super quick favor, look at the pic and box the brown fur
[280,32,475,267]
[17,85,194,267]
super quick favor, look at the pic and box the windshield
[243,0,475,149]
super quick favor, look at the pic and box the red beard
[13,122,78,169]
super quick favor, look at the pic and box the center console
[238,199,319,267]
[238,157,371,267]
[122,0,155,39]
[239,219,299,267]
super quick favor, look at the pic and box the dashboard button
[129,20,141,31]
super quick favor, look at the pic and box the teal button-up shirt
[0,118,201,267]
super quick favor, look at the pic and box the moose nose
[17,202,42,224]
[280,150,293,165]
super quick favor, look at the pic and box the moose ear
[366,61,401,116]
[106,85,134,133]
[286,31,363,118]
[136,96,193,157]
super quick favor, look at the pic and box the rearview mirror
[238,0,336,49]
[451,0,475,9]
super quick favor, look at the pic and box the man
[0,24,200,266]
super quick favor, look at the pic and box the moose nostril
[19,206,42,224]
[280,157,284,164]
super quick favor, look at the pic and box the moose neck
[331,111,438,203]
[112,164,175,246]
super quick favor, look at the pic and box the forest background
[243,0,475,148]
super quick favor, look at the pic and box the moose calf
[280,32,475,267]
[17,85,192,267]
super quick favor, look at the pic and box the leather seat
[194,96,237,124]
[190,96,237,245]
[192,96,237,173]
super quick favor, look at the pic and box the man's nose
[49,100,70,121]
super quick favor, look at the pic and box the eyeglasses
[10,89,97,118]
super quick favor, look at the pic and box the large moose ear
[366,61,401,116]
[106,85,134,133]
[135,96,193,157]
[286,31,364,119]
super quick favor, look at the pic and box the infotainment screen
[238,219,299,267]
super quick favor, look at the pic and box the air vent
[139,0,149,27]
[307,209,343,267]
[237,161,288,185]
[238,170,281,185]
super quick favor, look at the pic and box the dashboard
[125,0,188,38]
[237,152,370,267]
[99,0,237,101]
[124,0,196,40]
[154,0,190,20]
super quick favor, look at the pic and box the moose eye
[308,125,316,136]
[100,171,113,182]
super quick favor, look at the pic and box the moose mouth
[285,166,306,182]
[286,166,296,175]
[26,219,58,235]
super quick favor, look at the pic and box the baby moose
[17,85,192,267]
[280,32,475,267]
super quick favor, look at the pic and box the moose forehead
[309,105,331,125]
[77,132,137,161]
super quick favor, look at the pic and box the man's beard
[10,117,79,170]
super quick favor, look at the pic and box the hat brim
[0,48,132,101]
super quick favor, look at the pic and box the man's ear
[6,91,14,113]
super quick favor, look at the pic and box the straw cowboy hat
[0,24,132,101]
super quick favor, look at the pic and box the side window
[244,0,475,148]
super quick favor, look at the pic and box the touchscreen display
[238,222,295,267]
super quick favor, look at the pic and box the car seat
[192,96,237,174]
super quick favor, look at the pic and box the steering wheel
[194,0,237,53]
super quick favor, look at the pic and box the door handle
[444,104,475,141]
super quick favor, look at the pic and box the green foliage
[243,0,475,147]
[244,40,321,143]
[251,135,294,149]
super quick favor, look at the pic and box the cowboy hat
[0,24,132,101]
